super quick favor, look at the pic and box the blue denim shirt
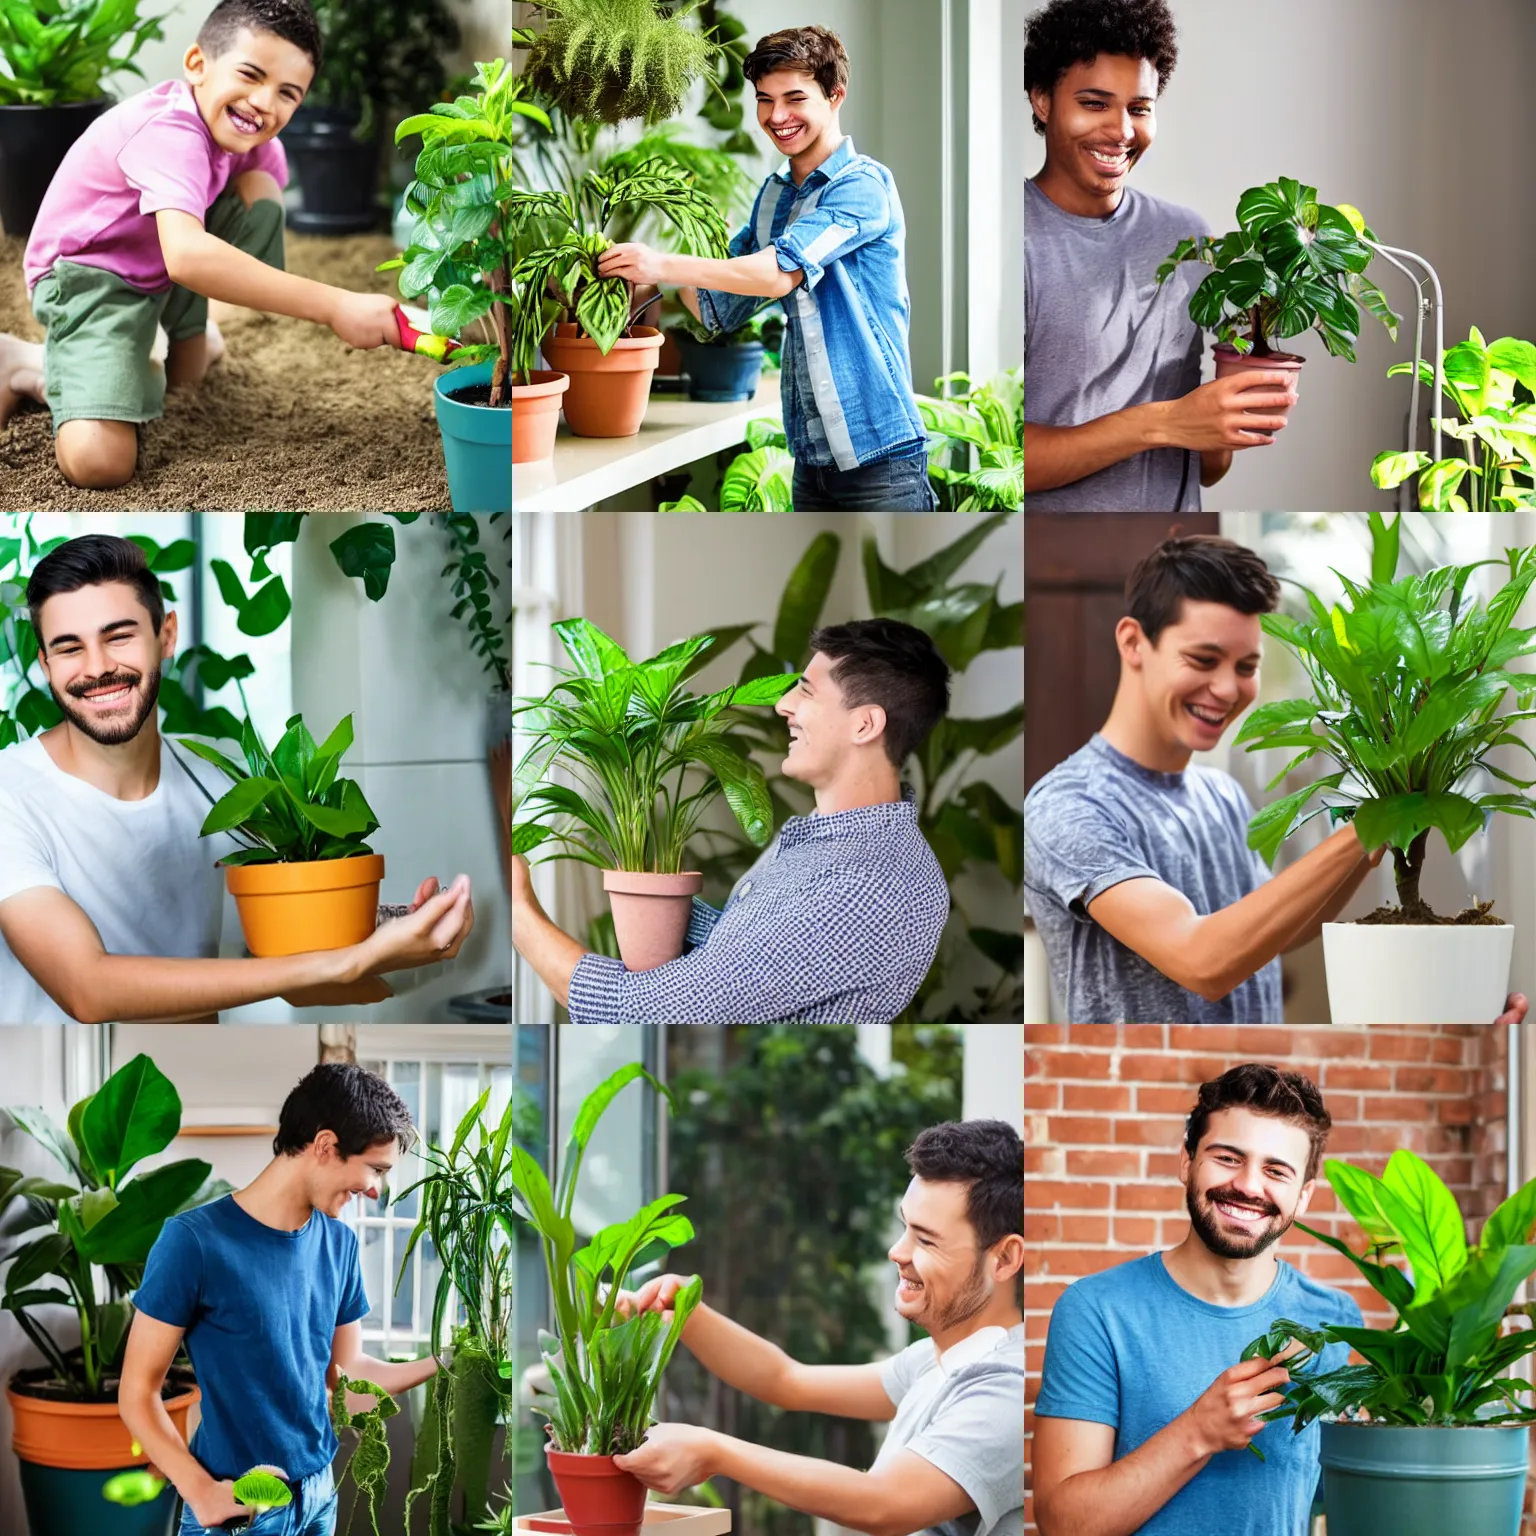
[695,138,927,470]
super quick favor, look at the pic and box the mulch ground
[0,231,450,511]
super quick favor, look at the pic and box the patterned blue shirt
[567,789,949,1024]
[695,138,928,470]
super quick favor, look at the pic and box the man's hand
[349,874,474,979]
[613,1424,720,1494]
[1181,1354,1292,1457]
[328,290,402,350]
[1160,374,1299,451]
[189,1480,247,1528]
[599,242,674,287]
[1497,993,1529,1027]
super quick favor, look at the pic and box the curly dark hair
[273,1063,415,1159]
[1024,0,1179,135]
[1184,1064,1331,1183]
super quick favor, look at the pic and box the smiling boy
[512,617,951,1024]
[1023,0,1298,510]
[600,27,933,511]
[1022,534,1529,1024]
[121,1063,440,1536]
[0,0,401,490]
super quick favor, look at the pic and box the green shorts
[29,188,285,433]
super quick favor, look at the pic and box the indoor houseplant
[179,707,385,957]
[670,306,770,402]
[917,370,1023,512]
[2,1054,226,1536]
[1241,1149,1536,1536]
[506,1061,702,1536]
[1156,176,1399,413]
[0,0,163,236]
[285,0,460,234]
[383,58,547,511]
[1237,510,1536,1023]
[1370,329,1536,510]
[507,158,729,438]
[510,275,568,463]
[510,617,795,970]
[659,417,794,511]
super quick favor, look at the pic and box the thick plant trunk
[1249,302,1272,357]
[1392,828,1431,917]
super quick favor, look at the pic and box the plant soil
[448,382,510,409]
[10,1362,197,1403]
[0,233,450,511]
[1356,898,1506,926]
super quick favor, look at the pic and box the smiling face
[1119,599,1262,757]
[1030,52,1157,214]
[305,1133,400,1220]
[887,1175,1002,1335]
[1182,1107,1315,1262]
[185,24,313,154]
[774,649,885,787]
[36,580,176,747]
[755,67,844,160]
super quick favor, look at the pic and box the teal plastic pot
[1320,1422,1530,1536]
[433,362,511,513]
[19,1462,177,1536]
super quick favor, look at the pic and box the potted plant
[1371,329,1536,510]
[658,418,794,511]
[1,1054,226,1536]
[510,617,795,970]
[669,305,771,402]
[285,0,460,234]
[178,708,385,957]
[916,369,1023,511]
[506,1061,702,1536]
[1156,176,1399,415]
[0,0,164,237]
[1242,1149,1536,1536]
[382,58,549,512]
[510,275,568,463]
[1236,510,1536,1023]
[508,159,730,438]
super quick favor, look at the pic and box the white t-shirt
[0,734,240,1024]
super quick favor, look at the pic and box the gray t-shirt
[1023,734,1282,1023]
[1024,179,1210,511]
[874,1324,1023,1536]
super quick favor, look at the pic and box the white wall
[1026,0,1536,510]
[962,1023,1022,1129]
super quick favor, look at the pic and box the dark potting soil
[447,381,510,409]
[10,1362,196,1404]
[1356,898,1506,926]
[0,232,450,511]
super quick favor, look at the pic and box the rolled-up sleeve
[772,171,890,291]
[696,217,766,336]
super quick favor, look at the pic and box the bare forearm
[120,1389,217,1510]
[680,1304,799,1406]
[661,251,790,299]
[511,895,589,1009]
[711,1436,896,1536]
[1283,852,1377,953]
[679,285,703,321]
[165,229,338,323]
[1037,1417,1209,1536]
[1200,448,1233,485]
[1024,405,1171,493]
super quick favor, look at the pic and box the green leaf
[1379,1150,1468,1294]
[79,1055,181,1189]
[329,523,398,603]
[772,532,840,662]
[201,776,283,837]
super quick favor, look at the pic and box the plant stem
[1391,828,1431,915]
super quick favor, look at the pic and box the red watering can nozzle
[394,304,463,361]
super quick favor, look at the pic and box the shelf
[513,372,782,512]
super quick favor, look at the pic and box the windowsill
[512,371,783,512]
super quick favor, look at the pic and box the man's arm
[512,855,589,1009]
[600,243,803,303]
[327,1320,439,1403]
[0,878,473,1025]
[1200,449,1233,486]
[1282,849,1381,952]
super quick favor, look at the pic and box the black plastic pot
[0,98,112,238]
[283,103,384,235]
[674,335,766,402]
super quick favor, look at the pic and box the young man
[1023,0,1298,510]
[614,1119,1024,1536]
[1022,534,1529,1024]
[1032,1065,1361,1536]
[512,618,951,1023]
[0,0,401,490]
[0,534,475,1025]
[122,1062,439,1535]
[599,27,934,512]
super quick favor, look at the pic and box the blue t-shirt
[134,1194,369,1481]
[1034,1252,1361,1536]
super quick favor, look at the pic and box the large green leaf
[329,523,398,603]
[79,1055,181,1190]
[553,618,630,680]
[772,532,840,662]
[73,1159,212,1266]
[1379,1150,1468,1293]
[690,741,774,845]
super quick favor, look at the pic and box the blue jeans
[178,1466,337,1536]
[792,442,937,510]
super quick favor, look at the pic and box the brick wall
[1023,1024,1513,1535]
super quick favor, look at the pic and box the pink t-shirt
[24,79,289,295]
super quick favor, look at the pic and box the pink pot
[602,870,703,971]
[1213,342,1305,426]
[546,1449,648,1536]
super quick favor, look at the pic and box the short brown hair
[744,26,849,101]
[1184,1064,1331,1182]
[1125,534,1279,647]
[808,618,950,766]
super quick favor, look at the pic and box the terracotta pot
[8,1370,199,1470]
[602,870,702,971]
[542,324,665,438]
[512,370,570,463]
[1213,342,1304,426]
[224,853,384,956]
[545,1448,648,1536]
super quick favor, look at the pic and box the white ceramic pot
[1322,921,1514,1024]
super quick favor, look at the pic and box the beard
[1186,1180,1292,1261]
[51,664,161,747]
[911,1253,993,1333]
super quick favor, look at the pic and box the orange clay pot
[512,370,570,463]
[8,1372,199,1470]
[542,324,665,438]
[224,853,383,956]
[602,869,702,971]
[545,1448,648,1536]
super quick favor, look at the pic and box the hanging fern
[514,0,722,124]
[331,1376,399,1536]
